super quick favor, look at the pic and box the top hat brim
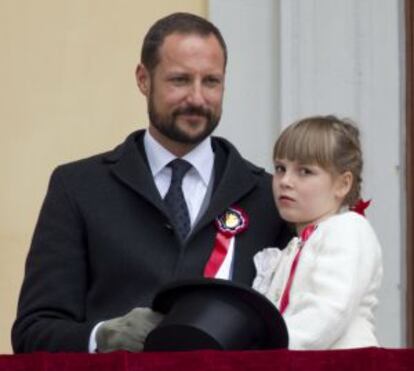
[146,278,288,350]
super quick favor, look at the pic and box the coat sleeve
[283,214,382,349]
[12,167,95,352]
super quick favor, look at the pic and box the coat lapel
[104,131,266,250]
[191,138,264,236]
[103,130,168,215]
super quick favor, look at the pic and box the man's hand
[96,307,164,352]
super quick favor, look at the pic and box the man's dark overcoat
[12,130,291,352]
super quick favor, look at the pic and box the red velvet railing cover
[0,347,413,371]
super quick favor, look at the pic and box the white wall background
[210,0,405,347]
[211,0,279,170]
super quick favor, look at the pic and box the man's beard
[148,95,221,145]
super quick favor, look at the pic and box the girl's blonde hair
[273,115,362,207]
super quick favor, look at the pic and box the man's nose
[187,81,206,106]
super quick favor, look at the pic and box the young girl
[253,115,383,350]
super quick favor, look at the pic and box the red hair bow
[350,199,371,216]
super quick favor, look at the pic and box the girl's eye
[274,164,285,173]
[299,167,313,176]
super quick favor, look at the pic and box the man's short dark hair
[141,12,227,73]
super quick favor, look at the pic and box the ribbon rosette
[203,206,249,278]
[215,206,249,237]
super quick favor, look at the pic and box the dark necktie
[164,159,192,241]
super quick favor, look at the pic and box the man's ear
[135,64,150,96]
[335,171,353,200]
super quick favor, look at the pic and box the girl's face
[272,158,351,234]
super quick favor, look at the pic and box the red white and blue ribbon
[203,206,249,278]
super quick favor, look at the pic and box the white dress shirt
[144,130,214,226]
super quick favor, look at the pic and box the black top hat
[143,278,288,351]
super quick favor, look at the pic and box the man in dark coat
[12,12,291,353]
